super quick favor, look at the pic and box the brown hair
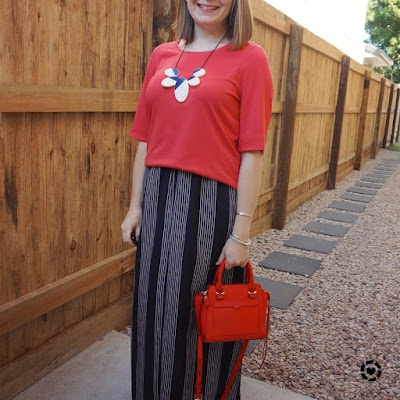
[173,0,254,50]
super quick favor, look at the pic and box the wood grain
[0,84,140,112]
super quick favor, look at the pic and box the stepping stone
[259,251,321,276]
[365,174,388,180]
[318,210,359,223]
[365,175,389,181]
[347,186,378,196]
[371,170,392,175]
[355,181,383,189]
[377,168,396,172]
[378,164,396,168]
[361,176,387,184]
[284,234,336,254]
[375,166,396,171]
[254,276,302,310]
[370,169,391,173]
[303,221,349,237]
[329,200,366,213]
[341,193,373,203]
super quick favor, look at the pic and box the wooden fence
[0,0,399,398]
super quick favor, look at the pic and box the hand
[215,238,249,270]
[121,208,142,247]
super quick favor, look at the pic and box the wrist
[128,207,142,215]
[229,233,251,248]
[232,222,251,240]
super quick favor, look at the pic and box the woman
[121,0,273,399]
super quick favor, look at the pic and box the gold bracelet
[236,211,253,218]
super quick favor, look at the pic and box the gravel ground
[244,149,400,400]
[121,149,400,400]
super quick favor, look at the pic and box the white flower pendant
[161,68,206,103]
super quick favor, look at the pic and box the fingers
[223,239,249,270]
[122,227,134,246]
[135,225,141,238]
[121,211,142,247]
[215,248,226,265]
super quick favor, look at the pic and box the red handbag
[193,260,271,400]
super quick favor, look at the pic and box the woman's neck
[184,25,229,51]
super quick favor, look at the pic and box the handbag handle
[213,260,256,295]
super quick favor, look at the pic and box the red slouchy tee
[130,41,274,190]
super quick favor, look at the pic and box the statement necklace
[161,33,227,103]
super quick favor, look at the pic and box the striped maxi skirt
[131,167,246,400]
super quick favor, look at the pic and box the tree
[365,0,400,82]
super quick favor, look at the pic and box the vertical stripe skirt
[131,167,246,400]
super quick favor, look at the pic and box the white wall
[264,0,369,63]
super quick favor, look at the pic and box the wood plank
[344,106,362,114]
[46,113,67,282]
[251,0,292,35]
[289,163,329,191]
[109,113,125,303]
[100,0,115,89]
[354,70,371,170]
[64,0,83,86]
[0,113,28,305]
[296,104,336,114]
[250,213,273,238]
[0,292,132,400]
[328,56,350,189]
[48,0,66,85]
[93,112,112,312]
[256,187,275,206]
[82,0,101,88]
[152,0,175,47]
[0,84,140,112]
[370,69,383,82]
[349,60,365,75]
[115,1,128,90]
[397,106,400,142]
[338,151,356,165]
[390,88,400,144]
[371,78,386,159]
[272,24,303,230]
[0,333,7,368]
[272,101,283,114]
[0,249,135,336]
[302,28,342,62]
[26,113,49,289]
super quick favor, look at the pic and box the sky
[264,0,369,63]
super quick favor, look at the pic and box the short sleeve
[238,45,274,153]
[129,49,159,141]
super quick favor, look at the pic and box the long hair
[173,0,254,50]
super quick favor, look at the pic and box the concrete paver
[13,330,315,400]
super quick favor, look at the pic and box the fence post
[152,0,175,48]
[390,87,400,144]
[382,83,395,148]
[272,24,303,230]
[397,98,400,143]
[354,69,371,170]
[371,78,386,159]
[327,55,350,190]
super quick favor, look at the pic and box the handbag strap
[194,333,249,400]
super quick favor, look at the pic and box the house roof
[364,43,394,67]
